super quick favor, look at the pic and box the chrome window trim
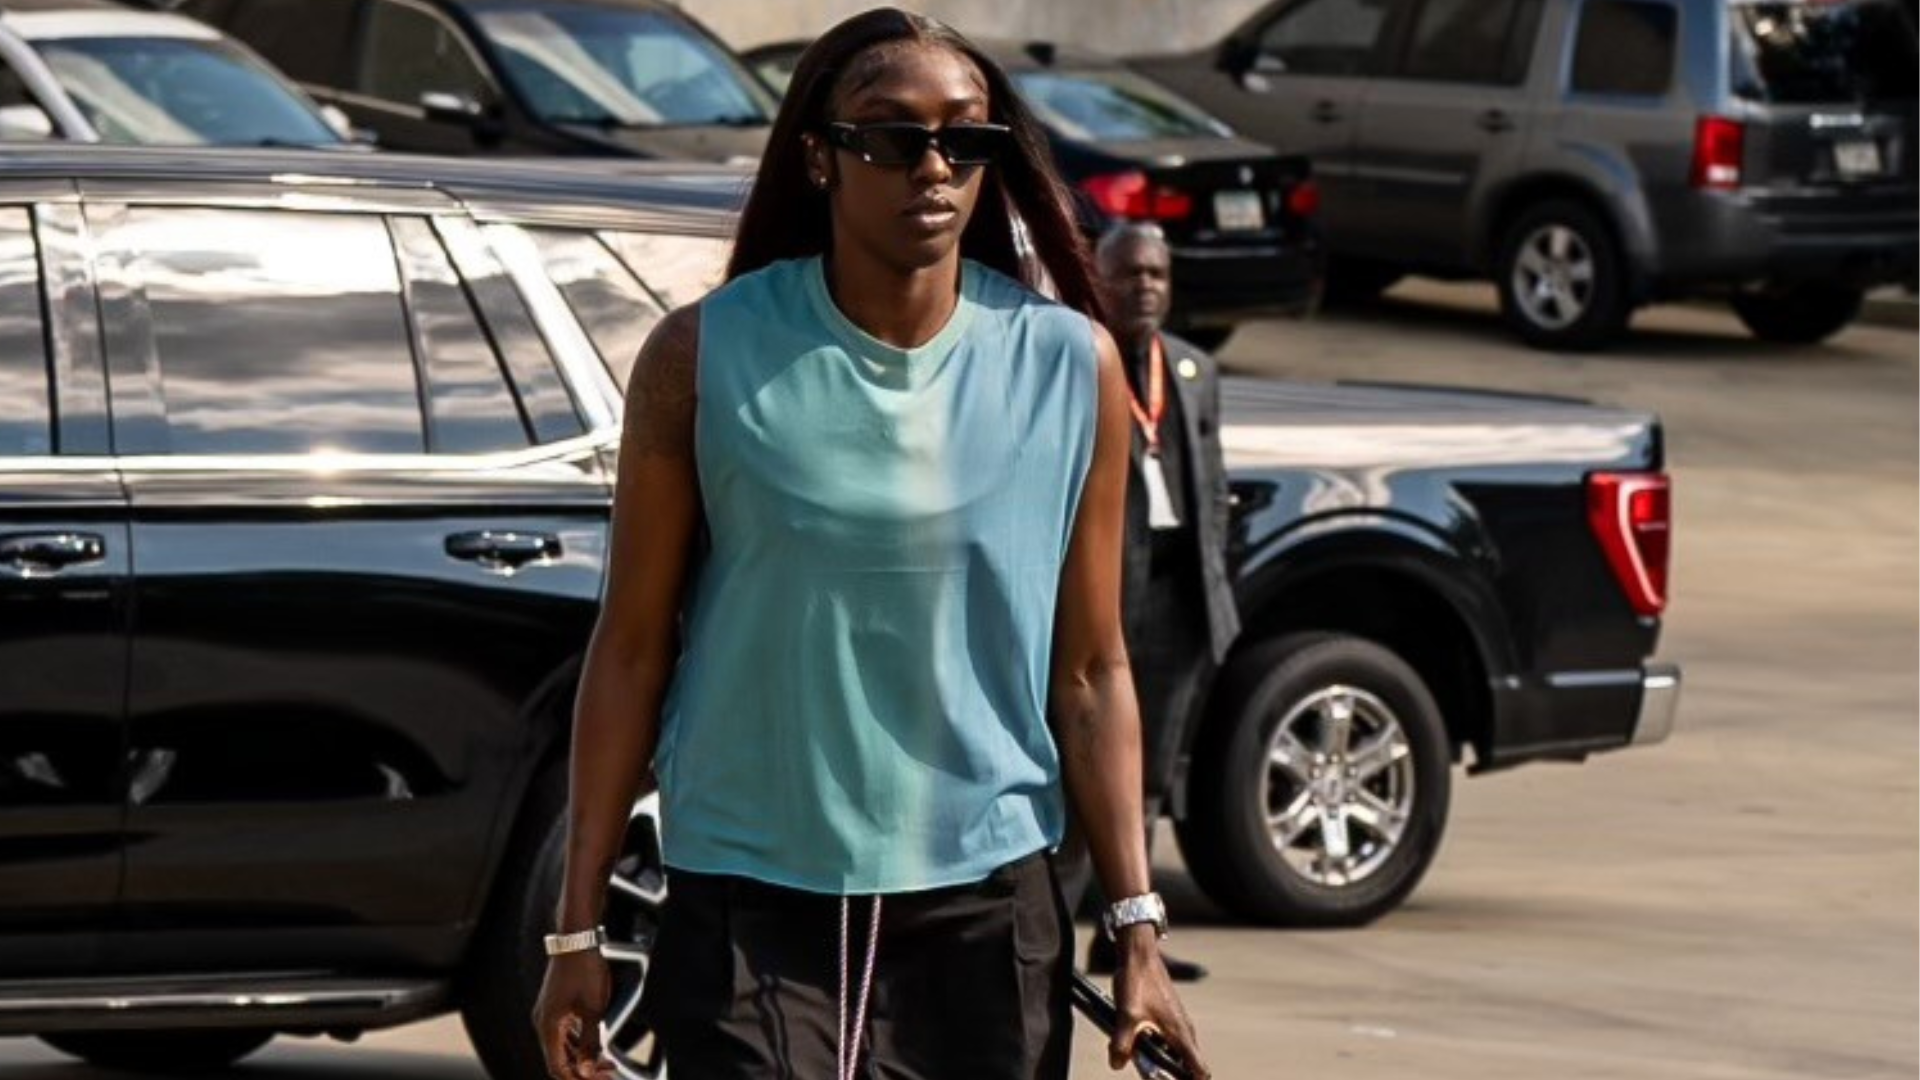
[430,214,586,441]
[0,427,619,475]
[481,221,623,428]
[0,181,78,202]
[33,200,110,454]
[0,203,54,457]
[389,214,540,453]
[78,179,456,215]
[467,196,740,239]
[86,199,171,453]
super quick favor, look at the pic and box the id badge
[1143,452,1181,531]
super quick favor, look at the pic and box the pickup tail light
[1079,171,1193,222]
[1691,116,1744,190]
[1587,471,1671,617]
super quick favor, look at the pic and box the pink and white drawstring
[836,895,883,1080]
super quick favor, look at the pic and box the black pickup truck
[1172,378,1678,926]
[0,148,1674,1080]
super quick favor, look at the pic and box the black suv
[181,0,775,161]
[1135,0,1919,349]
[0,146,744,1079]
[0,147,1675,1080]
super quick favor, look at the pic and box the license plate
[1833,139,1883,179]
[1213,189,1265,231]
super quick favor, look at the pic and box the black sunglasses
[823,121,1012,168]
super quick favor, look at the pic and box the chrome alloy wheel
[1511,223,1595,331]
[601,792,667,1080]
[1263,685,1415,887]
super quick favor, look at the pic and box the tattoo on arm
[625,306,700,460]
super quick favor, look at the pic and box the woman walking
[533,8,1207,1078]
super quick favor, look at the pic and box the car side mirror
[1249,52,1288,75]
[1220,37,1287,87]
[0,103,55,140]
[319,103,352,138]
[419,90,488,126]
[318,104,379,147]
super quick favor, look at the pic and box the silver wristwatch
[543,926,607,956]
[1100,892,1169,942]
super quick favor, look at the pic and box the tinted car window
[1570,1,1677,96]
[1401,0,1528,83]
[358,0,490,104]
[1730,0,1917,104]
[0,208,51,456]
[390,217,532,453]
[110,208,424,456]
[224,0,361,85]
[1012,68,1229,141]
[474,5,772,127]
[1255,0,1393,76]
[35,36,340,146]
[527,228,661,389]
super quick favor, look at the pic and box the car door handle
[445,530,562,571]
[0,531,106,574]
[1477,109,1515,133]
[1310,100,1342,124]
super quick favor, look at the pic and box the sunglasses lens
[859,125,934,166]
[940,126,1007,165]
[832,123,1008,168]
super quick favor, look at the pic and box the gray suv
[1135,0,1919,350]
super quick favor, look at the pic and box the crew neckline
[805,255,976,365]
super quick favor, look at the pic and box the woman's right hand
[533,951,614,1080]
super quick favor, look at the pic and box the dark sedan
[746,37,1325,346]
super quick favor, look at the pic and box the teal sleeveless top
[654,255,1099,895]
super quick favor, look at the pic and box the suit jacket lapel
[1159,334,1208,469]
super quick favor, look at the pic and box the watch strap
[1101,892,1169,942]
[543,926,607,956]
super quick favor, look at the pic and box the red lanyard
[1125,336,1167,453]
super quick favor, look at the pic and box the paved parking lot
[5,282,1914,1079]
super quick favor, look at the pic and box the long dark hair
[724,7,1104,321]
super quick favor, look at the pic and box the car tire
[1496,199,1631,351]
[1174,633,1450,927]
[460,763,669,1080]
[1731,283,1863,344]
[38,1029,273,1074]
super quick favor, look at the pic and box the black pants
[1129,566,1216,816]
[639,853,1072,1080]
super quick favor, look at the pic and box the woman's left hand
[1109,929,1210,1079]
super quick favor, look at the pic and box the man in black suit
[1086,222,1241,981]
